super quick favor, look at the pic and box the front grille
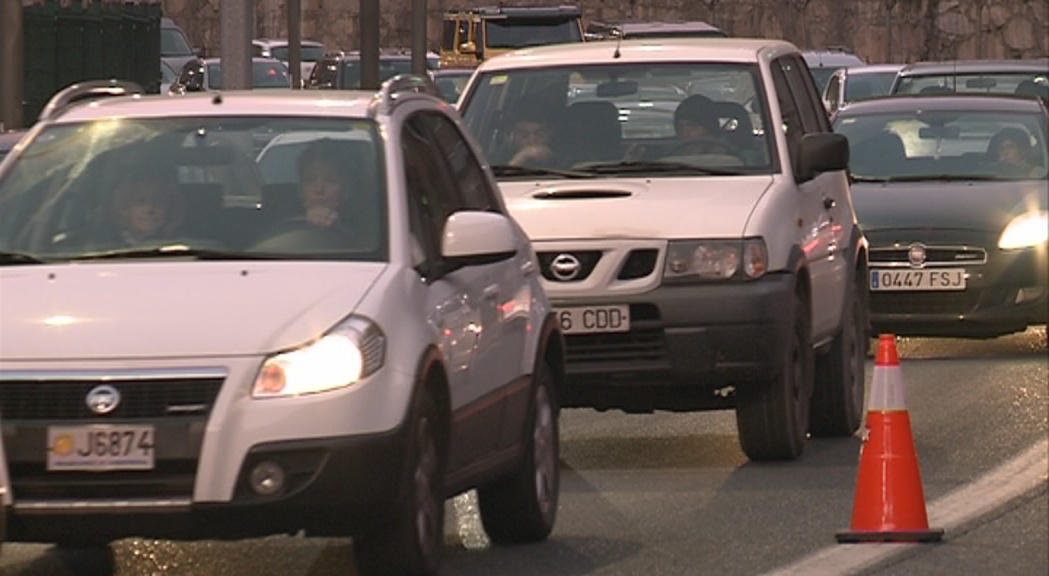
[869,245,987,267]
[871,291,981,315]
[565,304,668,364]
[11,461,197,501]
[0,377,224,421]
[617,249,659,280]
[537,250,603,282]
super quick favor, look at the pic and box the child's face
[675,118,710,142]
[117,184,169,238]
[997,139,1024,166]
[300,159,343,211]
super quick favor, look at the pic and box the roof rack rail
[374,74,441,114]
[39,79,144,122]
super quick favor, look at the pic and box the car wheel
[354,390,445,576]
[810,271,868,437]
[735,290,813,461]
[477,360,560,543]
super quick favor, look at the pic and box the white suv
[459,39,868,461]
[0,78,563,575]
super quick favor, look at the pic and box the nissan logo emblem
[908,243,927,268]
[86,385,121,415]
[550,253,583,281]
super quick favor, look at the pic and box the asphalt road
[2,328,1046,576]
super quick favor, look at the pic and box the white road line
[763,439,1049,576]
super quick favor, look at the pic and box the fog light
[1015,287,1046,304]
[249,460,286,496]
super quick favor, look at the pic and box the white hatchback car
[459,39,867,462]
[0,78,563,575]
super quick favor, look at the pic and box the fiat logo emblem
[907,243,927,268]
[550,253,583,281]
[85,385,121,415]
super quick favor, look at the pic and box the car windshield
[460,62,775,178]
[893,72,1049,96]
[338,59,418,89]
[844,71,898,101]
[0,117,388,263]
[485,18,582,48]
[207,62,291,89]
[269,45,327,63]
[834,108,1049,182]
[161,27,194,57]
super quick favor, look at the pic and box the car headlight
[664,239,767,281]
[999,210,1049,250]
[252,316,386,398]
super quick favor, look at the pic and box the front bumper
[6,431,409,543]
[0,357,417,544]
[553,272,796,412]
[868,235,1048,338]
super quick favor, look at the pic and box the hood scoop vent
[532,189,632,200]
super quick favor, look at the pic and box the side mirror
[796,132,849,182]
[441,211,517,265]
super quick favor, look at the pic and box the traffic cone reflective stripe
[836,334,944,543]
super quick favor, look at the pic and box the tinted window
[207,62,291,89]
[161,27,194,57]
[485,18,582,48]
[269,46,327,63]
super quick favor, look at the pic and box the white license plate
[555,305,630,335]
[47,425,155,471]
[869,268,966,291]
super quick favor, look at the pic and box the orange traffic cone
[836,334,944,543]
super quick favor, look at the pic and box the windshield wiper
[490,164,595,179]
[850,176,891,183]
[0,250,47,265]
[885,174,1001,183]
[68,245,287,262]
[575,160,745,176]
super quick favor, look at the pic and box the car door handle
[823,197,836,210]
[482,284,500,300]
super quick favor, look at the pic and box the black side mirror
[796,132,849,182]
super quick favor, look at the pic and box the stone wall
[158,0,1047,64]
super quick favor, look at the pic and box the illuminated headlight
[252,316,385,398]
[999,210,1048,249]
[664,239,767,281]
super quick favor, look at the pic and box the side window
[771,61,803,161]
[824,74,840,113]
[442,20,456,51]
[400,114,466,271]
[422,112,500,213]
[782,55,831,132]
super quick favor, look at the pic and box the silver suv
[0,78,564,575]
[459,38,868,461]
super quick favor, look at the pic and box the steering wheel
[254,216,350,249]
[664,136,743,159]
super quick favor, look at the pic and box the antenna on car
[612,25,623,59]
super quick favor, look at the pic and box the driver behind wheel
[298,139,354,229]
[109,168,183,245]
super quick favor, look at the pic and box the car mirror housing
[796,132,850,182]
[441,210,517,265]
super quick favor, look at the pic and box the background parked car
[433,68,473,104]
[160,17,200,73]
[802,47,866,94]
[890,58,1049,97]
[306,49,438,90]
[169,57,292,93]
[821,63,905,115]
[834,94,1048,337]
[252,38,327,86]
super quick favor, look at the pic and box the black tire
[478,361,560,544]
[810,271,868,437]
[354,390,445,576]
[735,290,813,461]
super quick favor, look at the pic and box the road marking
[763,439,1049,576]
